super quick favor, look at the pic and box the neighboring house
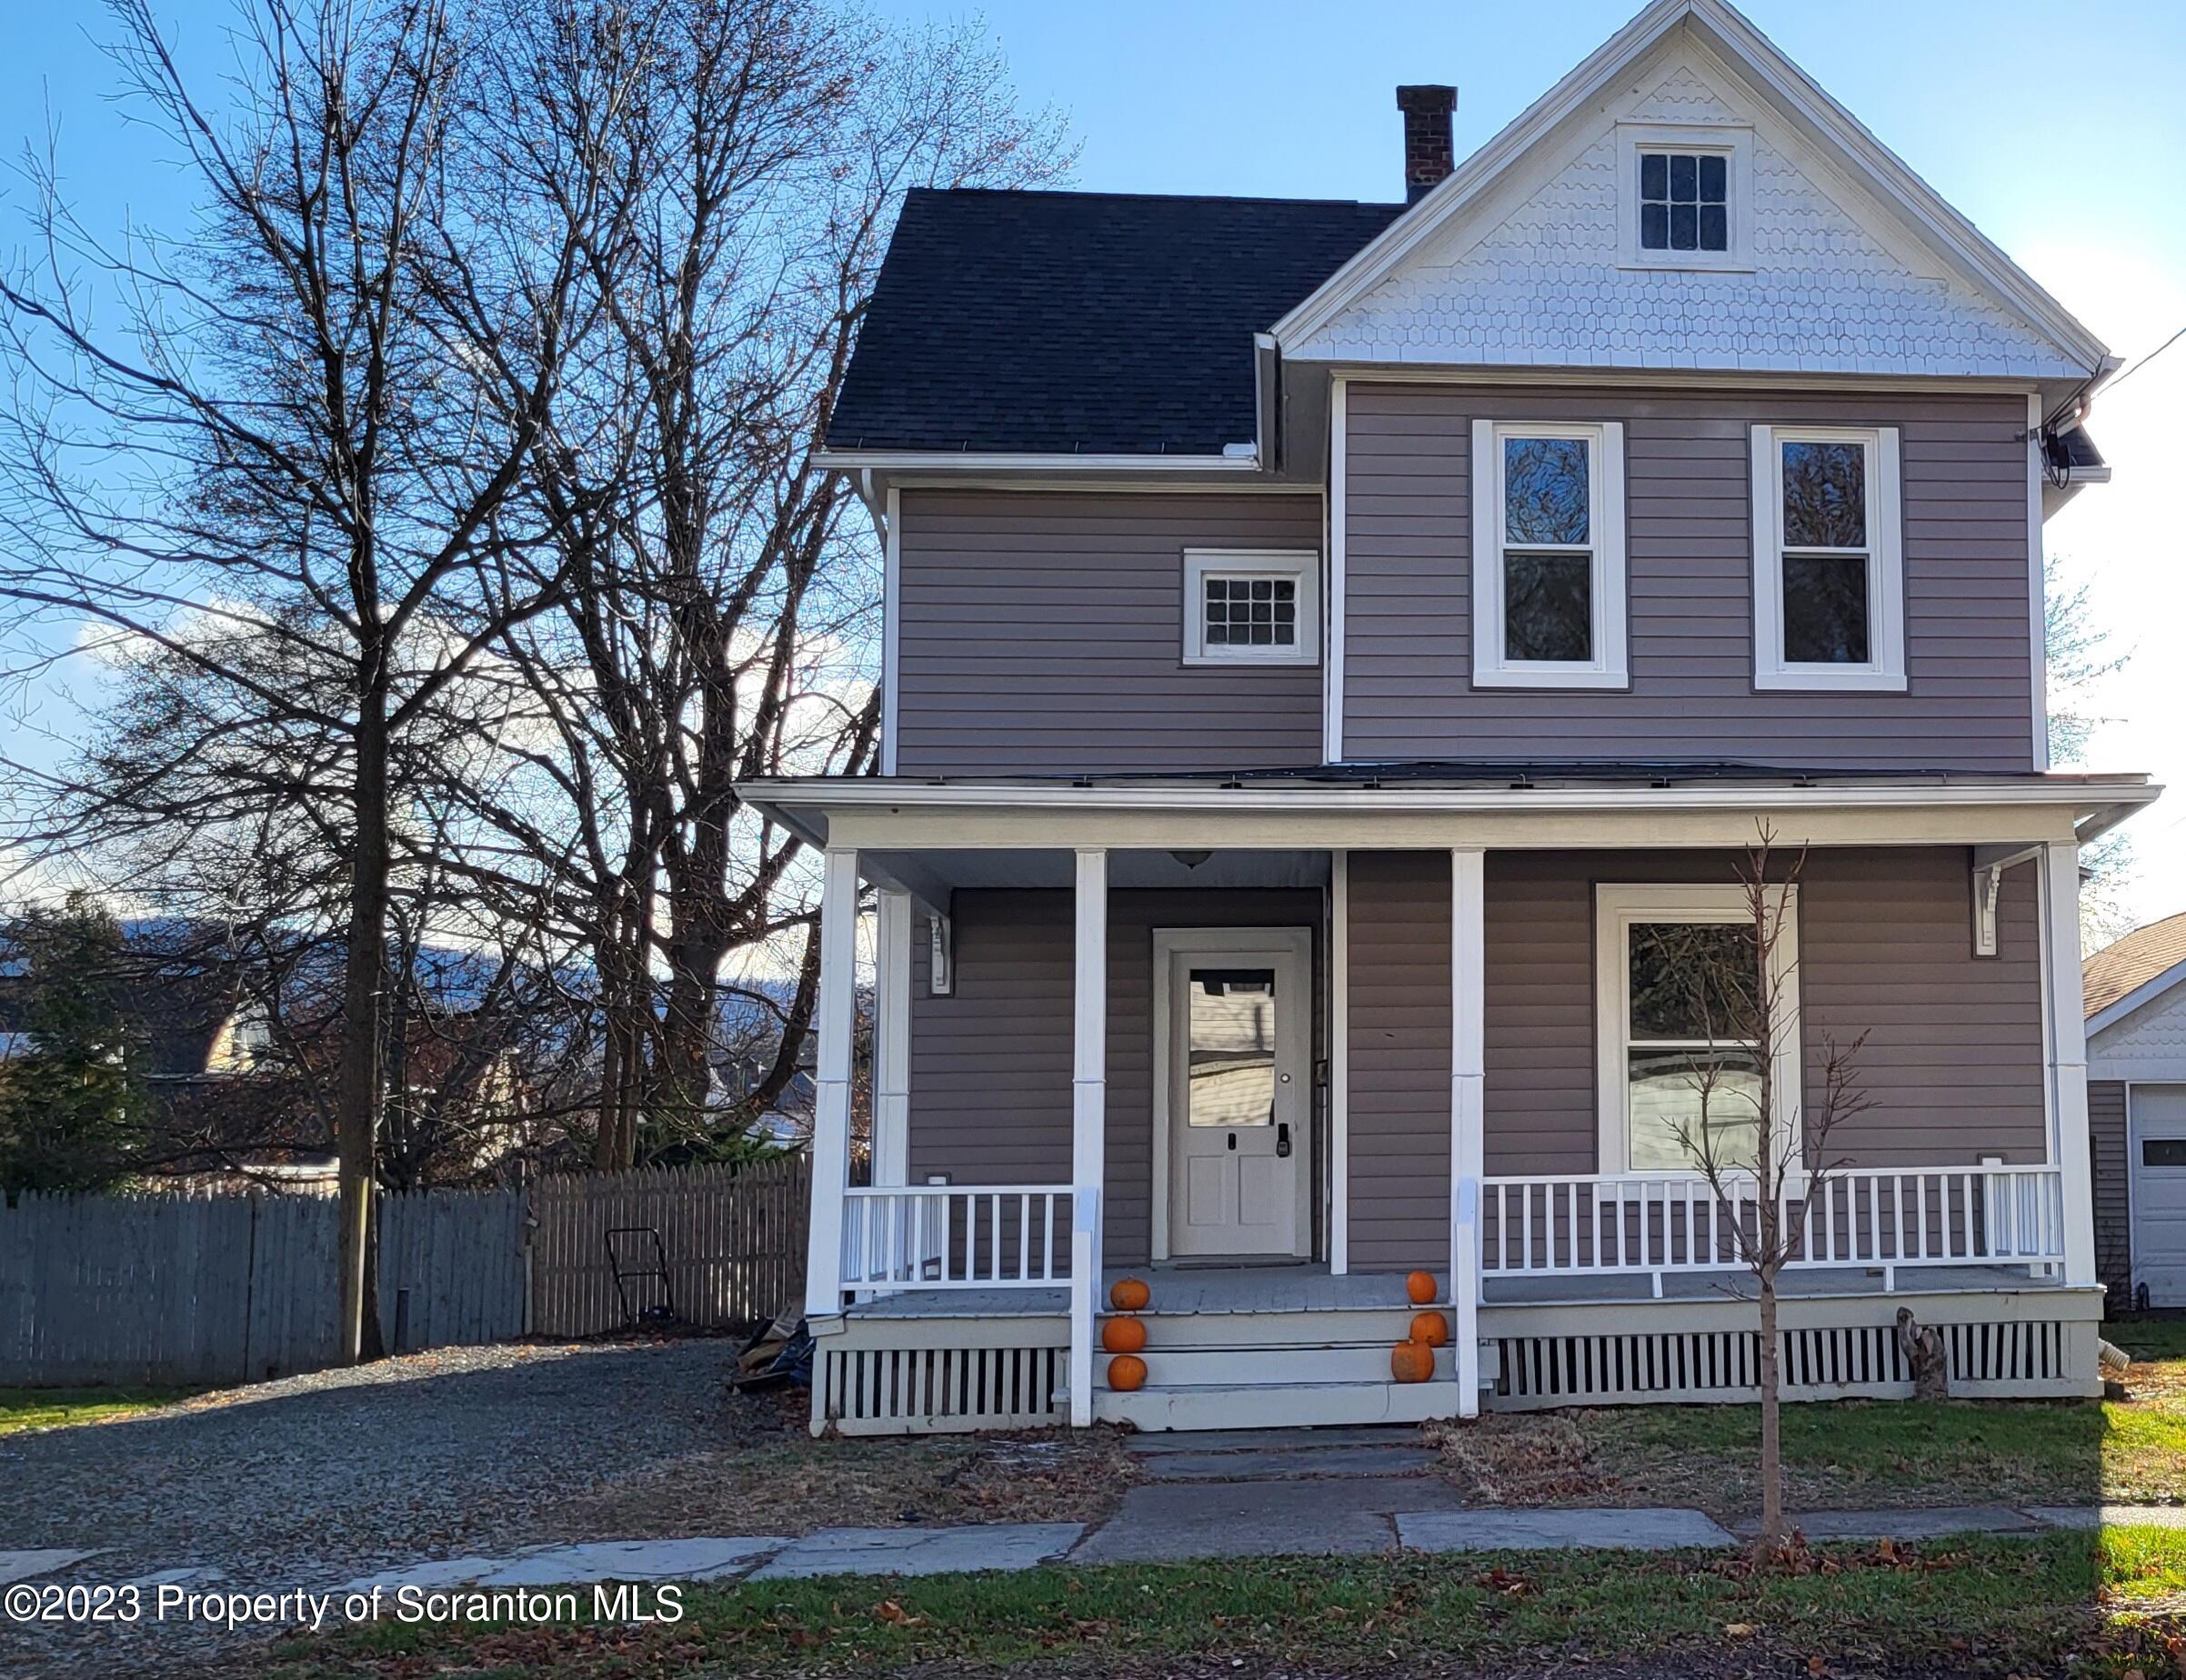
[2086,915,2186,1310]
[745,0,2152,1435]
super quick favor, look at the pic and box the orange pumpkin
[1108,1354,1148,1392]
[1389,1339,1434,1384]
[1405,1270,1439,1305]
[1101,1315,1148,1355]
[1409,1310,1450,1348]
[1109,1276,1151,1312]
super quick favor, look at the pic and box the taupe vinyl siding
[1345,853,1452,1273]
[895,491,1324,775]
[1342,385,2036,771]
[1479,846,2048,1175]
[908,887,1320,1266]
[2090,1079,2131,1301]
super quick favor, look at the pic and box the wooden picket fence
[0,1155,809,1387]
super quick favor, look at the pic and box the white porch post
[1449,847,1486,1416]
[872,887,913,1189]
[1069,847,1108,1426]
[802,845,859,1322]
[1329,850,1350,1275]
[2043,841,2099,1287]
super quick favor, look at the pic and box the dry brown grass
[527,1385,1140,1541]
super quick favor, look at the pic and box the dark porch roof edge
[829,761,2145,791]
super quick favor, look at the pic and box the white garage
[2086,915,2186,1308]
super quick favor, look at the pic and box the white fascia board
[738,777,2151,852]
[810,448,1259,474]
[1271,0,2109,375]
[2088,959,2186,1040]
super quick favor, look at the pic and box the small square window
[1640,150,1727,252]
[1183,550,1319,665]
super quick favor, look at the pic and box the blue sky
[5,1,2184,933]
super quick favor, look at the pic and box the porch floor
[845,1261,2072,1321]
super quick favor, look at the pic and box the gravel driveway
[3,1337,742,1675]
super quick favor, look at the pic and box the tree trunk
[336,675,390,1364]
[1756,1267,1783,1549]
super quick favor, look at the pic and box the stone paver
[1072,1475,1466,1564]
[0,1548,99,1585]
[1754,1505,2044,1541]
[1399,1508,1734,1553]
[1139,1445,1437,1481]
[2026,1505,2186,1531]
[336,1536,788,1595]
[749,1523,1082,1582]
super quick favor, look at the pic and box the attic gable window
[1617,124,1751,271]
[1640,152,1726,253]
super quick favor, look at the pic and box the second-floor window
[1182,549,1319,666]
[1469,419,1628,688]
[1750,425,1906,691]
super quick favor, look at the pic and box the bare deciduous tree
[1660,827,1871,1551]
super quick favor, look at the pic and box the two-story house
[746,0,2155,1435]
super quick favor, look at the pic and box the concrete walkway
[8,1425,2174,1593]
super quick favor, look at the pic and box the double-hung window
[1469,420,1627,687]
[1751,425,1905,691]
[1594,885,1803,1176]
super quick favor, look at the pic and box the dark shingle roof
[827,188,1405,456]
[2086,912,2186,1019]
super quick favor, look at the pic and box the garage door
[2132,1086,2186,1306]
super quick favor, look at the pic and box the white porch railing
[840,1185,1078,1294]
[1479,1165,2067,1295]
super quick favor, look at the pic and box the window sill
[1472,665,1629,690]
[1182,653,1319,670]
[1615,257,1755,275]
[1754,668,1907,694]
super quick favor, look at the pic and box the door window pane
[1504,552,1592,662]
[1503,437,1589,545]
[1782,555,1870,664]
[1187,968,1275,1128]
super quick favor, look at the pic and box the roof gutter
[810,447,1261,474]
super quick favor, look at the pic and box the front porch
[745,771,2150,1435]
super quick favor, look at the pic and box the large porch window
[1594,885,1802,1175]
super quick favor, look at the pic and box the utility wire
[2105,322,2186,395]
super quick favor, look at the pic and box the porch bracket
[1451,847,1487,1417]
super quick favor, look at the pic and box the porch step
[1096,1340,1457,1388]
[1113,1305,1440,1349]
[1093,1378,1474,1432]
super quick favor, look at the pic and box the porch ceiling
[859,845,1330,895]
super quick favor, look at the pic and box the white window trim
[1751,424,1906,693]
[1594,883,1804,1178]
[1182,548,1319,667]
[1615,123,1754,273]
[1470,419,1628,689]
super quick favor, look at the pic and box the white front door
[2133,1085,2186,1305]
[1158,930,1312,1259]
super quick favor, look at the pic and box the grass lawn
[0,1385,196,1435]
[1433,1319,2186,1515]
[272,1529,2186,1678]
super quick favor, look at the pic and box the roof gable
[1279,0,2110,381]
[2086,911,2186,1035]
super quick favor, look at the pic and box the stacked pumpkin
[1391,1270,1449,1384]
[1104,1276,1151,1391]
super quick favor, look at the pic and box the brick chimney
[1396,85,1457,205]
